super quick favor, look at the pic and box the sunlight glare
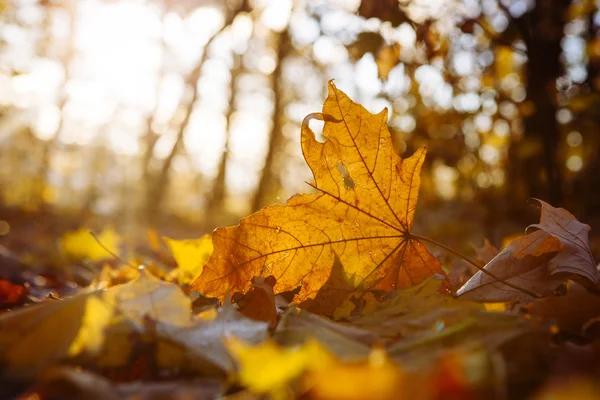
[566,155,583,172]
[260,0,292,32]
[185,110,227,176]
[33,104,61,140]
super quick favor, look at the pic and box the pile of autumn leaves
[2,84,600,400]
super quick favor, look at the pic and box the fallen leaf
[164,234,213,285]
[528,199,600,286]
[275,307,375,361]
[162,300,270,374]
[347,278,483,340]
[0,290,114,376]
[457,200,599,302]
[226,336,334,395]
[457,230,563,302]
[388,311,526,370]
[233,275,278,325]
[191,82,447,316]
[0,279,28,308]
[94,269,194,370]
[110,268,192,329]
[306,348,404,400]
[474,238,499,265]
[526,281,600,336]
[60,228,120,262]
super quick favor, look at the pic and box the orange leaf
[190,82,446,315]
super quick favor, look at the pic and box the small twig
[409,233,540,299]
[89,230,138,270]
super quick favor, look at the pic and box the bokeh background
[1,0,600,246]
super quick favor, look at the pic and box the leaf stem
[409,234,540,299]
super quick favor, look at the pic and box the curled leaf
[458,200,599,302]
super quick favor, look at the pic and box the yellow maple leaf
[191,82,446,315]
[60,227,120,262]
[164,234,213,285]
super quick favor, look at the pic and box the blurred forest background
[1,0,600,248]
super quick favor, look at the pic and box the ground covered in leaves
[2,84,600,400]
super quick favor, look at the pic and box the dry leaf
[110,268,192,329]
[526,281,600,335]
[474,238,499,265]
[0,291,114,376]
[528,199,599,285]
[457,230,563,302]
[162,300,270,374]
[191,82,446,315]
[457,200,599,302]
[233,275,278,325]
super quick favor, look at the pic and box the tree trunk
[35,0,76,208]
[508,0,569,212]
[205,55,241,214]
[251,30,289,211]
[142,9,241,225]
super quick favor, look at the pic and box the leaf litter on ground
[1,85,600,399]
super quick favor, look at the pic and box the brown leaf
[0,279,28,308]
[233,276,278,325]
[190,82,447,316]
[457,230,563,302]
[528,199,599,286]
[162,300,270,374]
[526,281,600,336]
[457,200,599,302]
[474,238,499,265]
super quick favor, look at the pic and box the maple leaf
[190,82,446,315]
[457,200,600,302]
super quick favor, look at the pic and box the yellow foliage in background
[164,234,213,285]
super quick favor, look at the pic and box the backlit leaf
[191,82,447,315]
